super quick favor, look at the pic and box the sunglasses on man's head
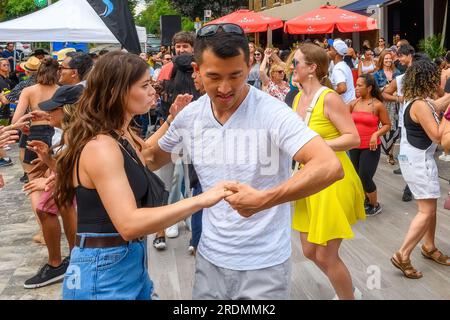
[197,23,245,38]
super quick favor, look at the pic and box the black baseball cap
[39,85,84,111]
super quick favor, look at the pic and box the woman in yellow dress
[292,44,366,300]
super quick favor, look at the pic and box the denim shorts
[62,233,153,300]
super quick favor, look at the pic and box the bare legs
[300,233,355,300]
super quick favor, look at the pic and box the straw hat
[54,48,76,63]
[19,56,41,72]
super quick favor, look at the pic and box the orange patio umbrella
[285,5,378,34]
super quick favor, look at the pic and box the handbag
[110,131,169,208]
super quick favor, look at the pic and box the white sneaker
[165,224,179,238]
[332,287,362,300]
[439,152,450,161]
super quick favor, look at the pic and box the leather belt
[76,235,144,248]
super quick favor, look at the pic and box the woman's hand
[27,140,52,165]
[169,94,193,119]
[0,126,19,148]
[264,48,273,58]
[23,177,47,195]
[30,110,51,122]
[369,133,378,151]
[197,182,235,208]
[44,173,56,192]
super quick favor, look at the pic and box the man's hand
[224,182,267,218]
[169,94,193,119]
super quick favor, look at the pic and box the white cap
[333,39,348,56]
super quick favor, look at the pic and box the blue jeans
[190,184,203,248]
[62,233,153,300]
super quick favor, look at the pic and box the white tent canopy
[0,0,146,43]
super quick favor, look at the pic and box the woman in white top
[358,49,376,76]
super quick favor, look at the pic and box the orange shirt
[157,62,174,81]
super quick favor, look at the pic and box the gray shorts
[192,253,291,300]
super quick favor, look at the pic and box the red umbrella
[207,9,283,33]
[285,5,378,34]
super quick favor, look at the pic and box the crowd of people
[0,26,450,300]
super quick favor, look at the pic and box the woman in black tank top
[54,52,233,300]
[391,57,450,280]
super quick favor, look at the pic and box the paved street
[1,144,449,300]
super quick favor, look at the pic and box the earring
[308,74,314,80]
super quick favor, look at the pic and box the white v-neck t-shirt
[159,86,317,270]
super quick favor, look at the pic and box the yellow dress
[292,89,366,245]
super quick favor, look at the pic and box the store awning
[342,0,392,12]
[261,0,358,21]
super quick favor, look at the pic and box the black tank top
[76,135,150,234]
[403,100,433,150]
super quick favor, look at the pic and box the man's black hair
[67,52,94,80]
[194,31,249,66]
[397,44,415,57]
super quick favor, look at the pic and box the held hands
[197,182,236,208]
[223,182,267,218]
[169,94,193,119]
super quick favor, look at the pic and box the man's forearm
[261,155,343,209]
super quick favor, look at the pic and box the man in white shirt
[144,23,343,299]
[329,39,356,104]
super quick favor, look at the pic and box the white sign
[204,10,212,18]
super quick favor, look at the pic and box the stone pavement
[0,145,68,300]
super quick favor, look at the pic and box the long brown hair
[54,51,149,209]
[376,50,396,72]
[36,57,59,85]
[298,44,333,89]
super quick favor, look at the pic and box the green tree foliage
[170,0,248,20]
[136,0,194,35]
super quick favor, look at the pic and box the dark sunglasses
[273,70,285,74]
[163,57,172,61]
[59,65,75,70]
[197,23,244,38]
[254,53,262,56]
